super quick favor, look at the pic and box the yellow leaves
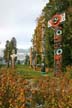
[0,68,72,108]
[17,94,25,102]
[20,104,25,108]
[14,105,19,108]
[0,101,2,105]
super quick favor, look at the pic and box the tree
[32,0,72,69]
[32,15,46,64]
[4,40,10,67]
[42,0,72,68]
[4,37,17,67]
[24,54,29,65]
[10,37,17,54]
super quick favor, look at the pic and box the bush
[0,68,72,108]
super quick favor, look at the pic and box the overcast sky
[0,0,49,49]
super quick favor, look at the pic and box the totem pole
[41,22,46,73]
[10,49,17,69]
[48,13,65,74]
[30,47,33,67]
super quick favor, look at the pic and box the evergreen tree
[32,0,72,69]
[42,0,72,68]
[4,40,10,67]
[4,37,17,67]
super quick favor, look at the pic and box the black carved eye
[56,29,62,35]
[56,48,63,55]
[52,17,59,23]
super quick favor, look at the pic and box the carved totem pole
[10,49,17,69]
[30,47,33,67]
[48,13,65,74]
[41,21,46,73]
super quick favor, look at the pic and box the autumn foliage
[0,68,72,108]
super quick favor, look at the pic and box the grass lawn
[0,65,72,108]
[16,65,54,79]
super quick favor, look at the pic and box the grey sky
[0,0,49,49]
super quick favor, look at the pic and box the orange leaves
[0,69,26,108]
[0,68,72,108]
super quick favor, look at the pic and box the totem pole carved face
[48,13,65,73]
[48,13,65,28]
[54,27,62,43]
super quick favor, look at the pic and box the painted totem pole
[42,23,45,62]
[41,22,46,73]
[30,47,33,67]
[10,49,17,69]
[48,13,65,74]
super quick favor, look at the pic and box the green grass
[16,65,54,79]
[16,65,42,79]
[0,64,54,79]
